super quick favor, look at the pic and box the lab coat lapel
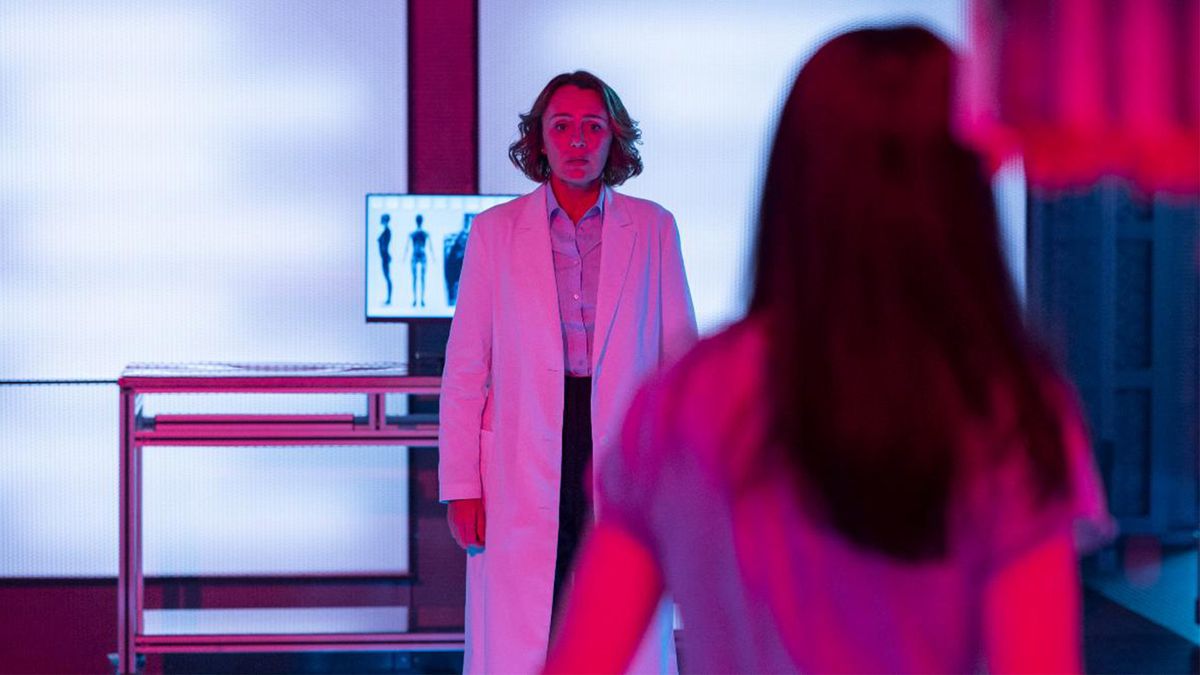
[593,189,637,375]
[513,184,563,358]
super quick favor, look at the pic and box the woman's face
[541,85,613,189]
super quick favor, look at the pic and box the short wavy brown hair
[508,71,643,186]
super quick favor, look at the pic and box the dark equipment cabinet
[1027,181,1199,542]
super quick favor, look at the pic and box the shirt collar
[546,183,607,223]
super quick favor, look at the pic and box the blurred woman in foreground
[544,26,1111,674]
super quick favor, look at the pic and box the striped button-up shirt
[546,186,605,377]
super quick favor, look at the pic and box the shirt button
[573,294,580,300]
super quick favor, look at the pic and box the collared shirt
[546,185,605,376]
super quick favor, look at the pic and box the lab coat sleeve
[659,213,698,367]
[438,220,493,502]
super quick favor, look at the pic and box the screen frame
[364,192,520,324]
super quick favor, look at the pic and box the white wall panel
[143,445,410,577]
[0,0,409,577]
[0,1,408,380]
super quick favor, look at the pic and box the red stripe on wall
[408,0,478,194]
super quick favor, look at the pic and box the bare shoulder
[623,317,767,478]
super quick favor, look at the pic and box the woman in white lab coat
[438,71,696,674]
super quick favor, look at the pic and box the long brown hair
[750,27,1069,561]
[508,70,643,186]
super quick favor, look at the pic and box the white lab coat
[439,183,697,674]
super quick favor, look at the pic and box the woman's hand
[447,498,486,550]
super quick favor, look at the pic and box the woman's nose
[570,128,585,147]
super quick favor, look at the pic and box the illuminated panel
[0,1,408,577]
[366,194,520,320]
[0,1,408,380]
[143,445,410,577]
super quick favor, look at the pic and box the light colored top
[599,316,1113,674]
[546,185,605,376]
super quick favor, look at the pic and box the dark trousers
[551,376,593,623]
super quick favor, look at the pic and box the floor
[1081,544,1199,674]
[1084,545,1199,645]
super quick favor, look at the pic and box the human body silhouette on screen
[401,214,434,307]
[377,213,393,305]
[443,213,473,306]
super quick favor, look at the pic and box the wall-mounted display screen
[366,194,519,321]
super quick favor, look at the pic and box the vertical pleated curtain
[960,0,1199,193]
